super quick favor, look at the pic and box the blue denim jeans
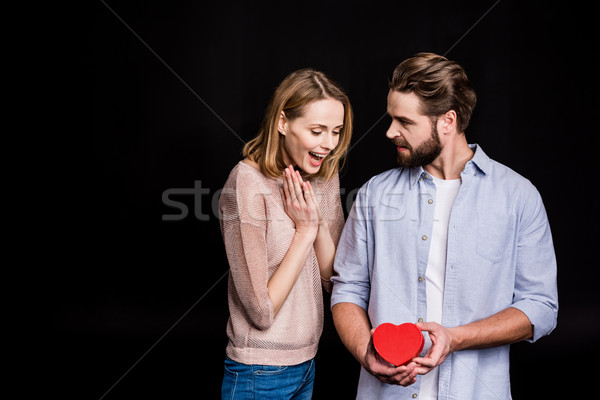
[221,357,315,400]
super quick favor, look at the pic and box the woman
[219,68,353,399]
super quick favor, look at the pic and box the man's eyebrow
[389,114,416,124]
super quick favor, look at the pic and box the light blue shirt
[331,144,558,399]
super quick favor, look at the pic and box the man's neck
[424,134,474,180]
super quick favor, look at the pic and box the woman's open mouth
[309,151,328,166]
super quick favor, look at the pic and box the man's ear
[438,110,458,135]
[278,111,287,135]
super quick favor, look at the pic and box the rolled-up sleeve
[331,186,372,311]
[511,185,558,342]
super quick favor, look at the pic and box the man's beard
[394,124,442,169]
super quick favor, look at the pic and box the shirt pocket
[476,212,515,263]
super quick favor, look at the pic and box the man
[331,53,558,399]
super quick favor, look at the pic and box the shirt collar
[467,143,490,175]
[408,143,489,188]
[409,166,427,188]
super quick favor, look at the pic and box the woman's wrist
[294,227,318,242]
[317,218,329,232]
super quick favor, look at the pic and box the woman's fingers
[302,181,311,204]
[283,167,297,203]
[290,169,306,206]
[281,166,320,225]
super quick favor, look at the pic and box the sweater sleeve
[317,173,345,293]
[313,173,344,245]
[325,173,345,247]
[219,170,274,330]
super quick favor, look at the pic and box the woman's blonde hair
[243,68,353,181]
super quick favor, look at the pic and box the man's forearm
[449,307,533,352]
[413,307,534,374]
[332,302,372,363]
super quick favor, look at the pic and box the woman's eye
[311,131,322,135]
[333,131,340,135]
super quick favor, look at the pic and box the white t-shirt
[419,176,461,400]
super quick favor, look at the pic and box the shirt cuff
[330,288,369,312]
[511,299,558,342]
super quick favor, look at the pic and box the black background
[52,1,598,398]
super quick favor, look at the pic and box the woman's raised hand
[280,165,320,239]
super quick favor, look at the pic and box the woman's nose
[322,132,336,150]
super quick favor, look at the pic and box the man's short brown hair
[389,52,477,133]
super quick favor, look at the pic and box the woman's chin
[302,162,321,175]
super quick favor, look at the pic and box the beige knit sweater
[219,161,345,365]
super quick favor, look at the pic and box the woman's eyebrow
[309,124,344,129]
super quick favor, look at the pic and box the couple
[218,52,558,400]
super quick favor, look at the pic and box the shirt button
[428,199,433,204]
[423,173,429,179]
[422,235,428,241]
[412,393,418,398]
[418,276,423,282]
[418,318,423,323]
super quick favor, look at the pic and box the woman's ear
[278,111,287,135]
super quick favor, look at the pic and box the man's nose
[386,122,399,140]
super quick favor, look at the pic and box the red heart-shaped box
[372,322,424,366]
